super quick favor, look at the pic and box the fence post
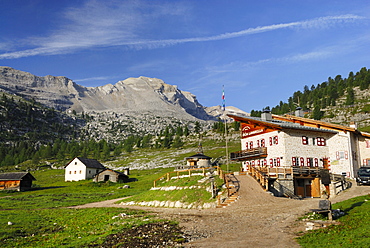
[166,173,170,181]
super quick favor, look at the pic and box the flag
[222,86,225,111]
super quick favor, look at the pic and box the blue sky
[1,0,370,112]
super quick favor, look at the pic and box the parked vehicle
[356,167,370,185]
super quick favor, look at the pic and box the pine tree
[345,87,355,105]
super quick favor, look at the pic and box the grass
[0,167,174,210]
[0,165,225,247]
[297,194,370,247]
[0,132,242,246]
[121,173,225,205]
[0,208,162,248]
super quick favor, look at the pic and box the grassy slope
[297,194,370,247]
[0,131,241,247]
[0,167,173,247]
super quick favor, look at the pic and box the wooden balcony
[230,147,267,161]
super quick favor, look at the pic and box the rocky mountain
[0,67,215,121]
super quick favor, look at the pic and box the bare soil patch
[72,175,370,247]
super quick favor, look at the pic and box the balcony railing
[230,147,267,161]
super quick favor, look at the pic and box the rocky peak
[0,67,216,120]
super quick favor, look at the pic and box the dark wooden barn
[0,172,36,191]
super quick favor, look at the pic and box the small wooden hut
[0,172,36,191]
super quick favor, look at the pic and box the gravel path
[71,175,370,247]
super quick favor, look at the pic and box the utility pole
[222,85,229,172]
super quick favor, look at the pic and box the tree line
[251,67,370,120]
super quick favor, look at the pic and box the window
[314,158,319,167]
[307,158,313,167]
[263,159,267,166]
[300,157,305,166]
[269,158,273,167]
[276,158,280,167]
[261,139,265,147]
[257,140,260,147]
[69,171,72,174]
[249,141,253,149]
[270,136,278,146]
[74,171,76,174]
[292,157,296,166]
[89,170,91,174]
[302,136,308,145]
[75,162,77,165]
[317,137,326,146]
[336,151,348,160]
[245,142,248,150]
[79,170,82,174]
[292,157,299,166]
[257,160,260,166]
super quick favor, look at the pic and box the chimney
[261,109,272,121]
[295,107,304,117]
[350,122,357,129]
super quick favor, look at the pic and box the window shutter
[261,139,265,147]
[250,141,253,149]
[300,157,304,166]
[257,140,260,147]
[306,158,310,167]
[277,158,280,166]
[302,136,308,145]
[269,158,273,166]
[292,157,296,166]
[269,137,272,146]
[314,158,318,167]
[336,151,340,160]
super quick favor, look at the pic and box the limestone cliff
[0,67,214,120]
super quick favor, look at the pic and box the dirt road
[72,175,370,247]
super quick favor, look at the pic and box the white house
[228,110,370,198]
[65,157,106,182]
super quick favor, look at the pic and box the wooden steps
[216,173,240,208]
[216,194,239,208]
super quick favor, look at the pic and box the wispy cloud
[0,0,365,61]
[74,76,117,83]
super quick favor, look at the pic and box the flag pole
[222,86,229,172]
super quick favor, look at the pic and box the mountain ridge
[0,67,233,121]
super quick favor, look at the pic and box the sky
[1,0,370,112]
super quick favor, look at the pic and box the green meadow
[297,193,370,247]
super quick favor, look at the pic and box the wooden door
[311,178,321,197]
[305,185,312,197]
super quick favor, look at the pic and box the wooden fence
[153,166,223,188]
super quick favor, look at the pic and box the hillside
[251,67,370,130]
